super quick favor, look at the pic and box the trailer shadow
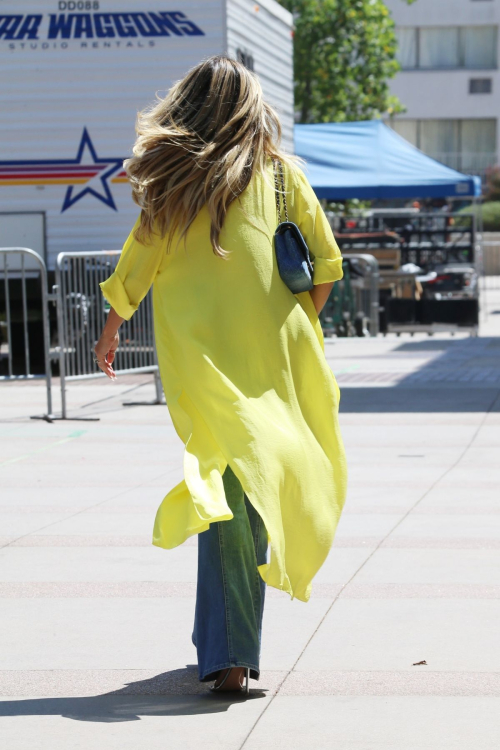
[338,336,500,413]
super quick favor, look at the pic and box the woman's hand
[94,307,125,380]
[94,331,119,380]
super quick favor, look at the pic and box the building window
[463,27,497,68]
[469,78,492,93]
[391,119,418,147]
[389,118,497,175]
[397,28,418,69]
[397,26,497,70]
[420,28,460,69]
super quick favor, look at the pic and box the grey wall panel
[226,0,294,152]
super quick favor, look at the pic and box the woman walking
[95,56,347,693]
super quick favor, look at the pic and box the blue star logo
[61,128,124,212]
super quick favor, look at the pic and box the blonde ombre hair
[125,55,293,256]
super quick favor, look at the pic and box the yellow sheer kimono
[100,162,347,602]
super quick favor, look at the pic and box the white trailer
[0,1,294,269]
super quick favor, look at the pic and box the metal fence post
[362,254,380,337]
[40,252,54,418]
[152,338,164,404]
[53,276,68,420]
[2,252,13,378]
[0,247,56,421]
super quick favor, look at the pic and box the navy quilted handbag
[273,159,314,294]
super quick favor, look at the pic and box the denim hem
[199,661,260,683]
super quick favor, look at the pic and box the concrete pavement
[1,321,500,748]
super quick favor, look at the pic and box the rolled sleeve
[291,166,343,286]
[99,216,164,320]
[99,272,138,321]
[313,256,344,286]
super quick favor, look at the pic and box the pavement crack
[238,386,500,749]
[76,381,150,410]
[0,467,171,551]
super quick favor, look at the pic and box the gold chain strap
[273,159,289,224]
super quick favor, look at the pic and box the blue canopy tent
[294,121,481,200]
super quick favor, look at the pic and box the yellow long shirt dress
[100,161,348,602]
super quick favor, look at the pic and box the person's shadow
[0,666,266,723]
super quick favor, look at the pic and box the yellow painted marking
[0,430,86,467]
[0,178,89,186]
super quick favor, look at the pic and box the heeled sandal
[210,667,250,694]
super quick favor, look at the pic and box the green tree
[279,0,415,123]
[484,166,500,202]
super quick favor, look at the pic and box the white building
[384,0,499,177]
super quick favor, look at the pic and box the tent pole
[474,193,484,331]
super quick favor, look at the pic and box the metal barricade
[481,240,500,281]
[0,247,55,420]
[349,254,380,337]
[322,253,379,337]
[55,250,163,419]
[479,240,500,325]
[2,247,380,420]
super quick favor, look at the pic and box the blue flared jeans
[192,465,268,682]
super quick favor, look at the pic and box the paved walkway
[1,325,500,747]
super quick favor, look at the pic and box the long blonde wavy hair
[125,55,293,256]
